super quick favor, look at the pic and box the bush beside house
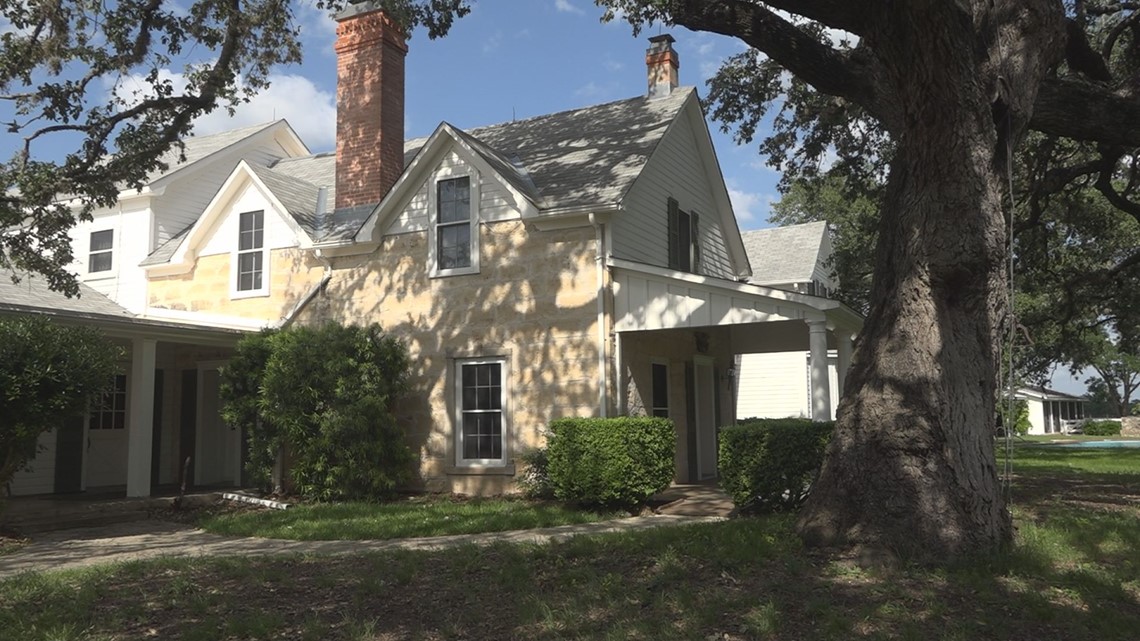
[1083,420,1123,436]
[719,418,834,513]
[546,417,675,508]
[220,323,414,501]
[0,317,120,497]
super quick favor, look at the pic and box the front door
[196,367,238,486]
[86,373,129,488]
[693,357,718,480]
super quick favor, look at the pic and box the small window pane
[90,230,113,252]
[438,224,471,270]
[88,252,112,273]
[437,177,470,224]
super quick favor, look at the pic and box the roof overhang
[0,305,246,347]
[610,257,863,337]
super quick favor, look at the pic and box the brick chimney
[334,2,407,210]
[646,34,679,99]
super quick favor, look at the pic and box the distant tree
[1072,332,1140,418]
[0,317,120,496]
[0,0,468,296]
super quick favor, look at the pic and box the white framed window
[431,172,480,277]
[454,357,507,465]
[88,229,114,274]
[89,374,128,430]
[233,210,268,297]
[651,361,670,418]
[667,197,700,274]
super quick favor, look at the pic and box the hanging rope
[1000,108,1018,510]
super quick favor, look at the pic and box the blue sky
[183,0,778,230]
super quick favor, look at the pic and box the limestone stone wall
[147,248,326,324]
[1122,416,1140,437]
[298,220,601,493]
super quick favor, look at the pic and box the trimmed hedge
[546,417,675,507]
[1084,420,1122,436]
[719,418,834,513]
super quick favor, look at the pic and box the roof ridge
[464,87,693,136]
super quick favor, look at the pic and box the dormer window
[667,197,700,274]
[431,174,480,277]
[88,230,114,274]
[235,210,266,296]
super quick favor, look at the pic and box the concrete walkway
[0,513,724,578]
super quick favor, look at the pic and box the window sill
[83,272,117,282]
[230,289,270,300]
[431,266,480,279]
[445,463,516,476]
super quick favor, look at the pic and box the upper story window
[236,210,265,295]
[436,176,472,272]
[88,230,114,274]
[667,197,700,274]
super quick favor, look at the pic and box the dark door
[53,414,85,493]
[179,369,197,489]
[150,369,164,487]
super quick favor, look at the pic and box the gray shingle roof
[741,221,829,285]
[0,270,135,318]
[144,121,281,184]
[143,89,693,258]
[139,224,192,267]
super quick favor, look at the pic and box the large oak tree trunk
[796,1,1064,561]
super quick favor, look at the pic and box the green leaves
[0,317,120,490]
[718,419,833,513]
[546,417,675,508]
[219,323,414,500]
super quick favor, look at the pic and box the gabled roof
[741,222,830,285]
[143,121,285,185]
[0,271,135,319]
[1016,386,1088,401]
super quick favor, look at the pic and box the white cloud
[112,70,336,151]
[727,181,769,225]
[554,0,584,14]
[483,30,504,54]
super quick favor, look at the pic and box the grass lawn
[2,447,1138,640]
[195,496,626,541]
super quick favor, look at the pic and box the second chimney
[646,34,679,99]
[334,2,407,211]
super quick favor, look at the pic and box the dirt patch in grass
[0,529,28,556]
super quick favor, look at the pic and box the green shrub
[718,418,834,513]
[0,317,121,493]
[546,417,675,507]
[1083,420,1122,436]
[220,323,415,500]
[998,399,1032,436]
[516,446,554,499]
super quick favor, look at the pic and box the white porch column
[126,337,157,498]
[836,332,854,400]
[807,319,832,422]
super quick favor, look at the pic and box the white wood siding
[151,140,291,246]
[71,201,155,313]
[736,351,838,421]
[613,270,809,332]
[614,113,735,279]
[387,148,519,235]
[199,182,301,257]
[1026,398,1046,435]
[7,430,57,496]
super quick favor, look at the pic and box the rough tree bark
[794,2,1065,561]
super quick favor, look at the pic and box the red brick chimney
[334,2,407,210]
[646,34,679,100]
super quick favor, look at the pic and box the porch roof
[610,258,862,336]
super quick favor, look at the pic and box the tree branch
[668,0,882,118]
[1031,77,1140,146]
[753,0,870,36]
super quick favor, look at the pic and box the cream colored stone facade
[296,220,601,493]
[148,249,327,322]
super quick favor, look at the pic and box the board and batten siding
[613,108,736,279]
[736,351,839,421]
[386,148,519,235]
[7,429,58,496]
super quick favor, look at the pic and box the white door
[196,368,237,486]
[86,374,129,488]
[694,358,718,480]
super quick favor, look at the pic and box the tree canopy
[0,0,468,296]
[595,0,1140,560]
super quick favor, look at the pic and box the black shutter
[690,211,700,273]
[667,197,680,270]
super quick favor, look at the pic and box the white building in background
[1015,386,1090,435]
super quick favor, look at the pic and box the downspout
[589,213,608,417]
[278,188,333,329]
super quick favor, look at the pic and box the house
[3,3,862,499]
[1014,386,1089,435]
[734,222,847,421]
